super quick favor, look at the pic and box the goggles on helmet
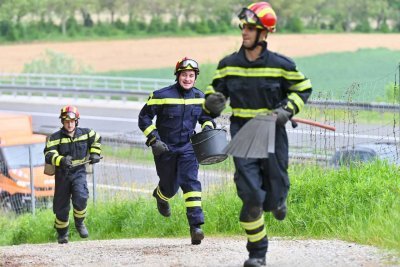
[61,112,78,121]
[175,58,200,75]
[238,8,264,29]
[179,59,198,69]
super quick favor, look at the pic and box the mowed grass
[102,48,400,103]
[1,162,398,253]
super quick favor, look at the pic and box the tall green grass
[102,48,400,103]
[0,162,398,253]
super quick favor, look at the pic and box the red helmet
[238,1,277,32]
[174,57,200,76]
[59,105,80,121]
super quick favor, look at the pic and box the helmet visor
[238,8,263,28]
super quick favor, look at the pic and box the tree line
[0,0,399,42]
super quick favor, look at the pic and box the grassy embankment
[0,161,399,253]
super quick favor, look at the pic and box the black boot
[153,189,171,217]
[57,230,69,244]
[271,200,287,221]
[190,226,204,245]
[75,222,89,238]
[243,257,266,267]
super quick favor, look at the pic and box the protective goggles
[238,8,263,29]
[61,112,78,120]
[178,59,199,70]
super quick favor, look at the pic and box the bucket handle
[191,127,227,146]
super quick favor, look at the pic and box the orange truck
[0,113,54,213]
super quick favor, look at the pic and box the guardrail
[0,73,173,101]
[0,72,399,111]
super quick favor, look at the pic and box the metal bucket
[190,128,228,165]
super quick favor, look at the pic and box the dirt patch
[0,34,399,73]
[0,237,398,267]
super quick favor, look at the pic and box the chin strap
[246,30,265,51]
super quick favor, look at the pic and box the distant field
[1,34,400,73]
[1,34,399,101]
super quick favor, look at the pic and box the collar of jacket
[239,41,268,61]
[175,82,193,96]
[61,126,80,137]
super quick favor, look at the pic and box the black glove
[273,107,293,126]
[89,153,101,164]
[60,155,72,169]
[151,140,169,156]
[204,92,226,117]
[202,125,213,131]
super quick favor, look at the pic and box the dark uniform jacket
[44,127,102,177]
[139,83,215,149]
[205,42,312,119]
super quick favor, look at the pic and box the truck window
[2,143,45,169]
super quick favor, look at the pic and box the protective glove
[60,155,73,169]
[89,153,101,164]
[202,125,214,131]
[204,92,226,117]
[273,107,293,126]
[151,140,169,156]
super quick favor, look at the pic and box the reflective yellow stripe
[204,86,215,95]
[240,216,265,231]
[46,149,58,157]
[289,79,312,92]
[75,134,89,142]
[287,101,295,112]
[54,218,69,229]
[90,148,101,154]
[157,186,170,202]
[147,98,204,106]
[232,108,273,118]
[213,66,305,80]
[88,130,96,137]
[185,201,202,208]
[55,156,63,166]
[47,139,60,147]
[74,208,87,218]
[183,191,202,199]
[201,121,214,129]
[144,125,157,137]
[71,158,87,164]
[247,228,267,243]
[202,102,211,114]
[60,138,71,144]
[288,93,305,112]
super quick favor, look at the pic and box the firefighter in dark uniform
[44,105,102,244]
[204,2,312,266]
[138,57,215,245]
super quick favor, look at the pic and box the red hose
[292,118,336,131]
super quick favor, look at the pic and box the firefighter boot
[271,200,287,221]
[75,222,89,238]
[190,226,204,245]
[153,189,171,217]
[243,257,266,267]
[57,230,69,244]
